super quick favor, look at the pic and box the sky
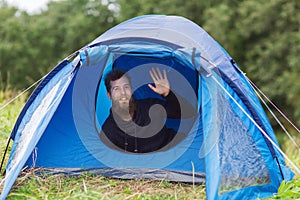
[7,0,51,14]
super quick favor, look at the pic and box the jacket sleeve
[163,90,197,119]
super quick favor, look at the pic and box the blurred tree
[0,0,117,89]
[206,0,300,127]
[232,0,300,126]
[0,6,25,89]
[116,0,211,25]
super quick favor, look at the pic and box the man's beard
[112,97,135,119]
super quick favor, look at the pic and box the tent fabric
[1,15,294,200]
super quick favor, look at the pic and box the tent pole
[275,156,285,180]
[0,137,11,175]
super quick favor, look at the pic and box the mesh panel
[217,91,271,194]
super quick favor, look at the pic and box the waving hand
[148,68,170,97]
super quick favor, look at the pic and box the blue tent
[0,15,294,199]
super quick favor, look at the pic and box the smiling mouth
[119,97,129,103]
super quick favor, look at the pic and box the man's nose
[120,87,126,94]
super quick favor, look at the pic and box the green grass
[5,172,206,200]
[0,88,300,199]
[0,87,26,166]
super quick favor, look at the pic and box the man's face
[107,75,133,111]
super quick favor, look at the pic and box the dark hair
[104,68,131,94]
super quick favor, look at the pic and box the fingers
[148,68,170,97]
[163,69,167,80]
[157,68,163,80]
[149,67,166,82]
[148,83,157,93]
[149,68,156,82]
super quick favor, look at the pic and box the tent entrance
[93,43,200,153]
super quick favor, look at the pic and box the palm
[148,68,170,97]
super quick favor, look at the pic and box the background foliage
[0,0,299,126]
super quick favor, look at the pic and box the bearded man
[100,67,194,153]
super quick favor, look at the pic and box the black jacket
[100,91,195,153]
